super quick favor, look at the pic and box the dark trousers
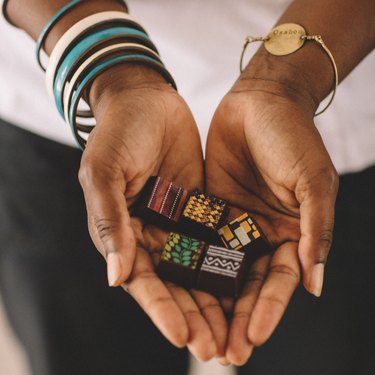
[1,118,374,375]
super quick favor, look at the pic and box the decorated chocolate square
[197,245,247,297]
[180,190,228,242]
[157,233,206,288]
[135,176,188,225]
[218,213,262,251]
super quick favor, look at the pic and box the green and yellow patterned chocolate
[161,233,205,269]
[157,233,206,288]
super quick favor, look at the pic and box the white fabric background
[1,0,375,174]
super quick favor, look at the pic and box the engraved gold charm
[264,23,306,56]
[239,22,338,116]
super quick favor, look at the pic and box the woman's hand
[205,77,339,364]
[78,64,227,360]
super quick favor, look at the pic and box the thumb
[297,169,339,297]
[79,155,136,287]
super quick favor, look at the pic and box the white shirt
[0,0,374,174]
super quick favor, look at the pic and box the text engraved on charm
[264,23,306,56]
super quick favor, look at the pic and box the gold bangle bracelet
[240,23,338,117]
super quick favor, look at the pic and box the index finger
[226,254,270,365]
[247,242,300,346]
[124,247,189,348]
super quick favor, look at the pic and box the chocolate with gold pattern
[157,233,206,288]
[218,213,272,259]
[135,176,188,226]
[181,190,228,242]
[197,245,247,297]
[218,213,261,250]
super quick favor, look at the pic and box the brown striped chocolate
[137,176,188,222]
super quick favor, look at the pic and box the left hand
[205,76,338,365]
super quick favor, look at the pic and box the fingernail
[217,357,231,366]
[310,263,325,297]
[107,252,122,287]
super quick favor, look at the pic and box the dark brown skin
[6,0,375,364]
[82,64,226,360]
[206,83,336,364]
[205,0,375,364]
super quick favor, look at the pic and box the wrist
[236,42,335,116]
[88,63,172,109]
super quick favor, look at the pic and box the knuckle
[269,264,300,283]
[78,155,115,189]
[199,303,221,316]
[93,217,118,242]
[246,270,266,284]
[323,167,339,194]
[298,166,339,197]
[232,311,250,320]
[78,157,98,187]
[317,227,333,259]
[164,281,178,289]
[184,309,201,320]
[145,296,172,314]
[258,294,287,311]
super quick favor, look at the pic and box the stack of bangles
[20,0,176,149]
[3,0,338,148]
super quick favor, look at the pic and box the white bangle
[45,11,145,104]
[62,42,161,126]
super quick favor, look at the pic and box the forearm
[6,0,127,54]
[240,0,375,111]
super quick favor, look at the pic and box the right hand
[78,64,227,360]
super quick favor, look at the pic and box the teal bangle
[62,44,163,124]
[35,0,83,71]
[68,54,176,149]
[53,25,153,117]
[35,1,131,71]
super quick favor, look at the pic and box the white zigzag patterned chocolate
[201,246,244,278]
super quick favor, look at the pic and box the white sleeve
[1,0,6,18]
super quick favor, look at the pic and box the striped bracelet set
[34,0,176,148]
